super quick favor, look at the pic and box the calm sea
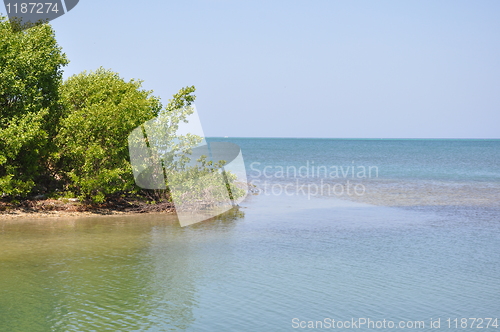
[0,138,499,331]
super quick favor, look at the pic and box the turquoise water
[210,138,500,208]
[212,138,500,181]
[0,139,499,331]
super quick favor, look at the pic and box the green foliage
[132,86,202,177]
[0,16,68,196]
[133,89,246,208]
[55,68,166,202]
[165,156,246,208]
[0,17,242,208]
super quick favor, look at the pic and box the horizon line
[206,136,500,140]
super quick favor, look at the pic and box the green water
[1,193,499,331]
[0,210,244,331]
[1,139,499,331]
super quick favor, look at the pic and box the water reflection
[0,207,245,331]
[2,196,499,331]
[145,208,243,330]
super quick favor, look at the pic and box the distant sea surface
[219,138,500,215]
[0,138,499,331]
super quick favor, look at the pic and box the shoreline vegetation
[0,194,176,219]
[1,17,247,218]
[1,181,252,219]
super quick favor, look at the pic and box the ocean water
[0,138,499,331]
[215,138,500,209]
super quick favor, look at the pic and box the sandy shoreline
[0,198,175,220]
[0,209,151,220]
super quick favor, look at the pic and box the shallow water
[1,138,499,331]
[1,193,499,331]
[218,138,500,208]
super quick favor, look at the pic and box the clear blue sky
[45,0,500,138]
